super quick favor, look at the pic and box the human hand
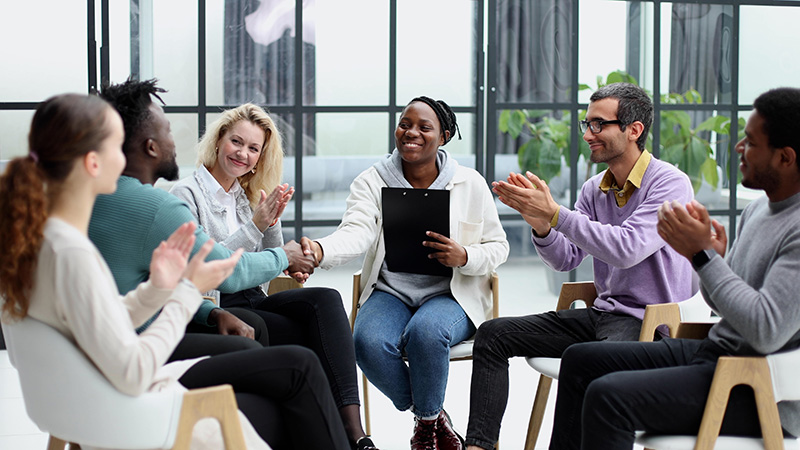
[299,236,323,265]
[183,240,244,292]
[657,200,718,260]
[687,200,727,257]
[150,222,197,290]
[252,184,294,231]
[283,240,316,277]
[492,172,558,235]
[209,309,255,339]
[423,231,468,268]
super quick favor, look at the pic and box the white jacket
[316,161,509,328]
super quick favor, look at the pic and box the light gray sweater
[699,190,800,435]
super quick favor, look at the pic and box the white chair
[523,287,716,450]
[2,316,248,450]
[349,270,500,435]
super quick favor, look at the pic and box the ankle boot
[435,410,464,450]
[410,416,437,450]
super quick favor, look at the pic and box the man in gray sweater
[547,87,800,450]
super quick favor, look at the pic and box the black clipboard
[382,187,452,277]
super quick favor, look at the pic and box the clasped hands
[492,171,560,237]
[657,199,727,259]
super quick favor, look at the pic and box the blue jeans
[353,290,476,418]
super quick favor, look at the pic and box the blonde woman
[170,104,377,450]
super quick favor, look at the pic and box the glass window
[0,110,35,160]
[578,0,632,103]
[108,0,132,84]
[0,1,88,101]
[312,1,389,106]
[148,0,198,106]
[498,0,574,104]
[739,5,800,104]
[168,113,200,172]
[660,3,734,104]
[397,0,477,106]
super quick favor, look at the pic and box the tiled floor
[0,257,595,450]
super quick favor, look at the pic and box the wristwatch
[691,248,716,270]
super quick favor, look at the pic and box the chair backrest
[555,282,597,311]
[768,347,800,402]
[3,317,184,449]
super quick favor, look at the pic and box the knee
[560,343,601,379]
[472,318,512,356]
[353,325,395,362]
[583,374,625,416]
[223,334,264,352]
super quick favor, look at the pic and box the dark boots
[410,410,464,450]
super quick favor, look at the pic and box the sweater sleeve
[55,247,202,396]
[146,198,288,298]
[534,167,693,271]
[316,171,383,269]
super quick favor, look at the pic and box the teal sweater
[89,176,289,329]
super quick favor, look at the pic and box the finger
[516,172,536,189]
[526,171,547,191]
[689,199,711,224]
[259,189,269,206]
[244,325,254,340]
[425,230,450,243]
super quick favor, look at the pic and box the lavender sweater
[533,157,695,320]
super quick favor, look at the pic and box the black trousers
[179,345,350,450]
[220,287,361,408]
[167,307,269,362]
[466,308,643,449]
[550,338,781,450]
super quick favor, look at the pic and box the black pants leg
[551,339,765,450]
[465,308,642,449]
[168,307,269,362]
[179,345,351,450]
[221,287,360,408]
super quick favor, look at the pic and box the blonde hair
[197,103,284,208]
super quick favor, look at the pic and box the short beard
[155,158,180,182]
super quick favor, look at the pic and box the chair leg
[171,385,247,450]
[362,372,372,436]
[46,436,68,450]
[524,375,553,450]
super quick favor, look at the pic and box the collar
[197,165,242,198]
[599,150,651,192]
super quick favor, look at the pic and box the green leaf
[499,110,510,134]
[507,110,525,139]
[661,144,685,164]
[539,139,563,181]
[578,83,591,92]
[696,115,730,134]
[700,157,719,191]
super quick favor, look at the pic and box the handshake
[281,237,324,284]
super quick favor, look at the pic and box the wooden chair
[635,323,799,449]
[3,317,250,450]
[523,287,716,450]
[350,270,500,435]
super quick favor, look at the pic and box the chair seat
[526,357,561,379]
[450,341,474,359]
[635,432,799,449]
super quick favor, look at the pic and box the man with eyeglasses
[463,82,695,450]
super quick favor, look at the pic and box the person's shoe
[435,410,465,450]
[354,435,380,450]
[410,416,437,450]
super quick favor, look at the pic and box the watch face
[692,249,712,269]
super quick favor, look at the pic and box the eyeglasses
[579,119,624,134]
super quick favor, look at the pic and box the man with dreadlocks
[463,83,695,450]
[301,96,509,450]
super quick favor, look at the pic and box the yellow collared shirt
[598,150,652,207]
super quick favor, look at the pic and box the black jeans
[179,345,350,450]
[220,286,361,408]
[465,308,643,449]
[167,307,269,362]
[550,338,778,450]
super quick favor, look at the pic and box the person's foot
[353,435,380,450]
[410,416,437,450]
[435,410,464,450]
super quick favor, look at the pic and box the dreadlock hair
[407,96,462,145]
[0,93,114,320]
[99,78,166,157]
[196,103,285,208]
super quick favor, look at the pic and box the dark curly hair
[0,93,113,320]
[99,78,166,156]
[407,96,461,145]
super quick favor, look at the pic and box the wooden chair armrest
[555,281,597,311]
[490,272,500,319]
[695,356,783,450]
[267,274,304,295]
[172,384,246,450]
[675,322,715,340]
[350,270,362,331]
[639,303,682,342]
